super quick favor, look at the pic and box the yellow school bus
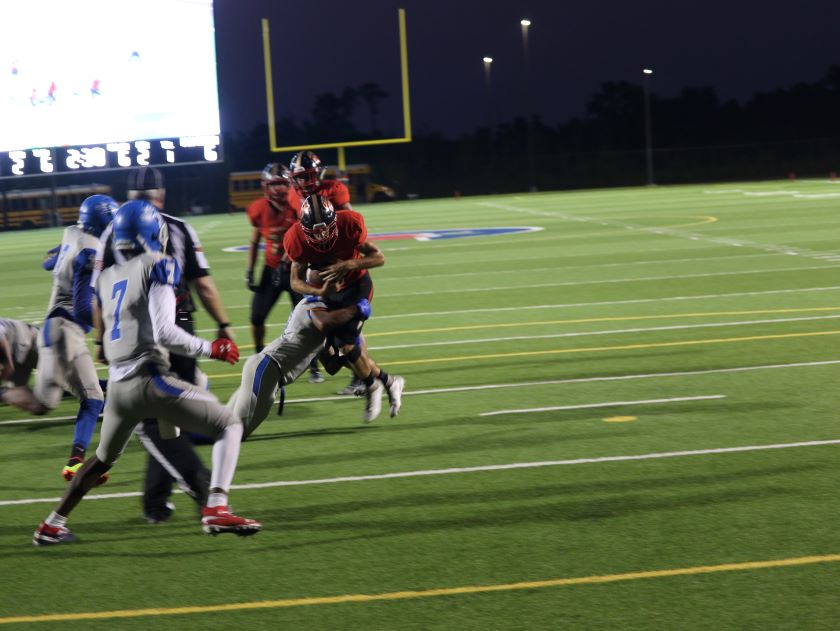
[0,184,113,230]
[227,164,395,212]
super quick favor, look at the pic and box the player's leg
[32,318,68,411]
[61,323,105,481]
[144,368,260,536]
[33,379,137,545]
[139,341,210,522]
[227,352,282,438]
[250,266,281,353]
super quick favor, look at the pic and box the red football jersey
[317,179,351,208]
[283,210,368,287]
[247,198,299,268]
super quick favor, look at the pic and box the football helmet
[289,151,325,196]
[261,162,291,205]
[112,200,169,253]
[300,195,337,251]
[78,194,118,237]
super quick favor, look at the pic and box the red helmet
[300,195,337,251]
[261,162,291,205]
[289,151,324,196]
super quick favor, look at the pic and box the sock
[210,423,244,495]
[377,371,394,387]
[45,511,67,528]
[72,399,104,451]
[69,444,86,461]
[207,492,228,509]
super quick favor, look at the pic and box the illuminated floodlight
[483,57,493,64]
[262,8,412,152]
[643,68,654,74]
[520,19,531,26]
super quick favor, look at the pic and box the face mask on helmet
[289,152,324,196]
[300,196,337,251]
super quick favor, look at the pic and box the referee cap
[127,166,165,192]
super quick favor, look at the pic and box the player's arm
[0,334,14,381]
[71,248,97,330]
[288,261,335,297]
[42,244,60,271]
[321,240,385,284]
[245,226,261,290]
[180,222,234,340]
[148,259,239,364]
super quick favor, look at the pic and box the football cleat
[308,368,325,384]
[33,522,77,546]
[61,457,109,486]
[337,377,366,396]
[386,376,405,418]
[201,505,261,537]
[363,380,384,424]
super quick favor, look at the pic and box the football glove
[245,269,258,292]
[210,339,240,364]
[356,298,372,321]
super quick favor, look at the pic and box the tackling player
[34,194,117,481]
[284,195,405,423]
[33,201,260,545]
[227,296,372,436]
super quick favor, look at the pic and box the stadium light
[483,56,493,64]
[642,67,655,185]
[520,18,537,192]
[482,57,495,138]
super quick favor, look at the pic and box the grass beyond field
[1,180,840,629]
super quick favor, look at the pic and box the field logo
[223,226,543,252]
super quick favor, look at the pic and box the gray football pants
[97,366,239,466]
[34,316,103,408]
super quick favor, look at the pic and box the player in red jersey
[289,151,367,394]
[244,164,323,382]
[284,195,404,423]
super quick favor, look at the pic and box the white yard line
[5,358,840,427]
[208,285,840,324]
[374,265,840,298]
[2,437,838,507]
[367,315,840,350]
[478,201,840,262]
[479,395,725,417]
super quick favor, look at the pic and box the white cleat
[363,380,384,423]
[387,376,405,418]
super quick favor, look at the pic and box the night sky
[214,0,840,139]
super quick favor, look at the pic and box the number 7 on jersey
[110,279,128,341]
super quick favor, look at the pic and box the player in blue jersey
[33,201,259,545]
[34,194,118,482]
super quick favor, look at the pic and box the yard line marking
[375,330,840,367]
[480,395,725,417]
[2,553,838,624]
[6,359,839,428]
[3,439,839,507]
[479,201,840,262]
[363,307,840,337]
[377,265,840,298]
[201,285,840,327]
[368,314,840,350]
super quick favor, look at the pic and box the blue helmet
[112,200,168,253]
[78,195,118,237]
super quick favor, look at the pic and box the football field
[2,180,840,628]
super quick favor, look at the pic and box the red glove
[210,338,240,364]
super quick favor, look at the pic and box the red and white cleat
[33,522,77,546]
[201,505,261,537]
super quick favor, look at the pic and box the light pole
[642,68,655,186]
[521,19,537,192]
[483,56,494,135]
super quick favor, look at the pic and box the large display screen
[0,0,221,177]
